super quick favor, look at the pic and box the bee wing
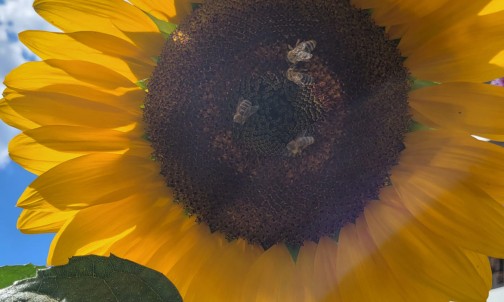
[249,105,260,115]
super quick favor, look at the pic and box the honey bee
[233,98,259,125]
[287,39,317,64]
[286,133,315,156]
[286,67,314,87]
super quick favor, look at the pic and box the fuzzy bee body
[286,134,315,156]
[233,98,259,125]
[286,68,314,87]
[287,39,317,64]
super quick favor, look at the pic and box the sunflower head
[4,0,504,300]
[145,0,410,248]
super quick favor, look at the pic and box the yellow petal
[34,0,158,40]
[45,59,135,88]
[48,198,141,265]
[312,237,340,302]
[5,60,136,94]
[5,92,137,129]
[399,0,491,56]
[183,239,261,302]
[334,219,407,302]
[130,0,203,24]
[378,187,493,297]
[355,0,449,29]
[17,153,165,210]
[403,130,504,203]
[480,0,504,15]
[150,221,239,301]
[293,242,318,302]
[0,98,40,131]
[485,134,504,141]
[405,10,504,82]
[464,251,493,291]
[410,82,504,137]
[241,244,297,302]
[17,208,77,234]
[20,31,155,82]
[64,31,160,65]
[365,200,491,301]
[9,126,151,175]
[391,164,504,258]
[162,228,222,299]
[399,130,456,168]
[5,61,80,90]
[116,199,197,274]
[20,86,142,116]
[386,24,408,40]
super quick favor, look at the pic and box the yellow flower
[2,0,504,301]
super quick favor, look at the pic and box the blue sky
[0,0,56,266]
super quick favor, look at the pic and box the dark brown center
[145,0,410,248]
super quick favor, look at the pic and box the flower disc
[145,0,410,247]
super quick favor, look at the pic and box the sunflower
[2,0,504,300]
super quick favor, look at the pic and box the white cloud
[489,287,504,302]
[0,0,57,34]
[0,0,56,75]
[0,0,57,169]
[0,120,18,169]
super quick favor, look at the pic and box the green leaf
[0,264,44,289]
[411,79,439,90]
[409,120,431,132]
[0,254,182,302]
[136,78,149,91]
[146,13,177,39]
[191,3,203,11]
[287,245,300,262]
